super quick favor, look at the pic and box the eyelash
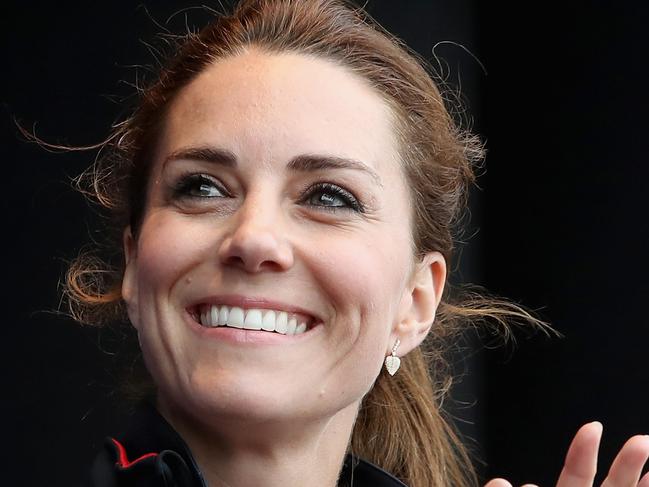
[172,173,228,199]
[172,173,364,213]
[301,182,363,213]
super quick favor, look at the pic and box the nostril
[222,254,246,268]
[218,229,294,272]
[224,255,287,273]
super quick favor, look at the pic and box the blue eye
[303,183,363,212]
[174,174,227,199]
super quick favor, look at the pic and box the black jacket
[83,402,407,487]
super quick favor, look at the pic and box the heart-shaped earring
[384,339,401,376]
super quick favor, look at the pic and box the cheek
[317,233,409,310]
[135,212,212,287]
[310,229,411,359]
[307,234,410,402]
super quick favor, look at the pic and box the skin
[122,49,445,487]
[120,48,649,487]
[486,423,649,487]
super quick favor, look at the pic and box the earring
[384,339,401,376]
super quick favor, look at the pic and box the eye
[302,182,363,212]
[173,173,228,199]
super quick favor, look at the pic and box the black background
[3,1,648,486]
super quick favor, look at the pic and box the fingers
[601,435,649,487]
[638,471,649,487]
[483,480,539,487]
[483,479,513,487]
[556,421,603,487]
[484,425,648,487]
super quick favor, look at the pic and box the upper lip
[187,294,322,323]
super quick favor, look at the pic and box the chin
[160,367,316,425]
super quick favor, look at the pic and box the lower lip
[183,310,324,345]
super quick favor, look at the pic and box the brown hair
[62,1,546,485]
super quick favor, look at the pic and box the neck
[157,398,360,487]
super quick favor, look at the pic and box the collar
[97,401,407,487]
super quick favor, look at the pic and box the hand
[485,422,649,487]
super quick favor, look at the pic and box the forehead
[159,49,401,176]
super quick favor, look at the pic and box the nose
[217,198,294,273]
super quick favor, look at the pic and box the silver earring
[384,339,401,376]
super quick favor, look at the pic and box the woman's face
[123,50,444,426]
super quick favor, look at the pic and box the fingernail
[590,421,603,432]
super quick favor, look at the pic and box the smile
[194,304,316,335]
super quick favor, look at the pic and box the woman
[66,0,649,486]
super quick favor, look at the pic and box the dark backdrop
[479,2,649,484]
[3,1,648,486]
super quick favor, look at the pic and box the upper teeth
[198,305,309,335]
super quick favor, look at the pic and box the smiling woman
[56,1,649,487]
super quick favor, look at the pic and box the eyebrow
[164,146,237,168]
[163,146,383,187]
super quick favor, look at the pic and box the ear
[122,227,140,331]
[391,251,446,356]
